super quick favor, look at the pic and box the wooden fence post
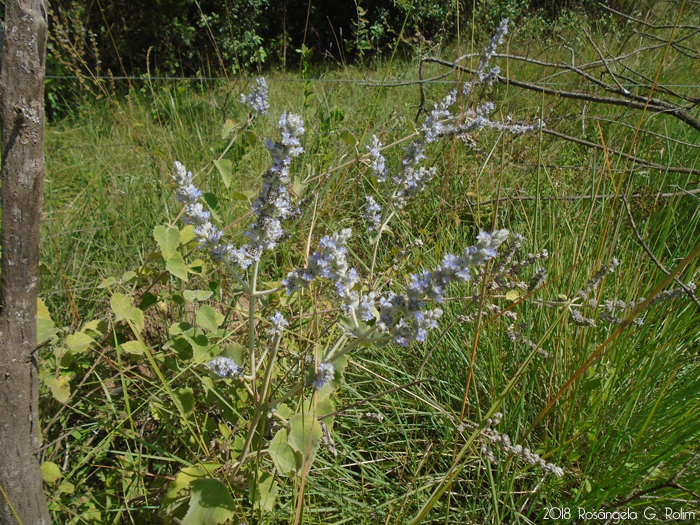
[0,1,51,523]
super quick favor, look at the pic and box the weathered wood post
[0,1,51,523]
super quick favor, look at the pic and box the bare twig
[541,128,700,175]
[449,186,700,209]
[421,57,700,132]
[602,447,700,525]
[621,193,700,309]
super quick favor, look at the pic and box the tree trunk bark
[0,1,51,524]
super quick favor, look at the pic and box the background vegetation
[30,0,700,523]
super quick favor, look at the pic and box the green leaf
[202,192,219,210]
[38,318,59,344]
[37,298,59,343]
[41,461,62,483]
[196,305,224,332]
[98,276,117,289]
[505,290,520,302]
[181,478,235,525]
[213,159,233,189]
[188,334,214,363]
[38,298,51,320]
[250,472,278,512]
[81,319,108,337]
[66,332,95,355]
[58,481,75,494]
[339,130,358,146]
[184,290,214,302]
[162,463,220,511]
[221,119,235,139]
[315,397,336,429]
[44,375,71,403]
[180,225,198,245]
[269,428,297,476]
[121,340,147,355]
[231,190,249,201]
[110,293,144,333]
[288,414,322,456]
[121,270,137,283]
[221,343,245,365]
[293,176,308,196]
[154,225,181,261]
[173,387,195,418]
[139,291,159,310]
[244,130,258,146]
[166,253,189,281]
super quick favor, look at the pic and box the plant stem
[232,332,283,476]
[248,260,260,402]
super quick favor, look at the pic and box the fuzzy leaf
[121,270,137,283]
[161,463,220,511]
[288,414,321,456]
[154,225,181,261]
[180,225,198,245]
[221,343,245,365]
[121,340,147,355]
[37,298,59,343]
[98,276,117,289]
[45,375,71,403]
[244,130,258,146]
[339,130,358,146]
[81,319,108,337]
[38,318,59,344]
[213,159,233,189]
[166,253,189,281]
[196,305,224,332]
[184,290,214,302]
[58,481,75,494]
[181,478,235,525]
[221,119,235,140]
[250,473,278,512]
[173,387,195,418]
[41,461,62,483]
[66,332,95,354]
[110,293,144,333]
[38,298,51,320]
[293,176,308,196]
[269,428,297,475]
[505,290,520,302]
[231,190,249,201]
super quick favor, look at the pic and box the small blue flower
[207,356,244,379]
[314,362,336,389]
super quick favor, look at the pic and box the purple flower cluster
[206,356,244,379]
[283,228,356,297]
[423,90,457,143]
[216,112,305,268]
[363,196,382,232]
[240,77,270,116]
[374,230,510,346]
[364,136,436,229]
[267,311,289,337]
[313,362,335,389]
[285,228,510,348]
[172,162,222,249]
[421,19,544,144]
[464,18,510,97]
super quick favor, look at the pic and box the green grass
[38,7,700,524]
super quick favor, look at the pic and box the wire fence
[45,75,700,89]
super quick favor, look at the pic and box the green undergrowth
[39,7,700,525]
